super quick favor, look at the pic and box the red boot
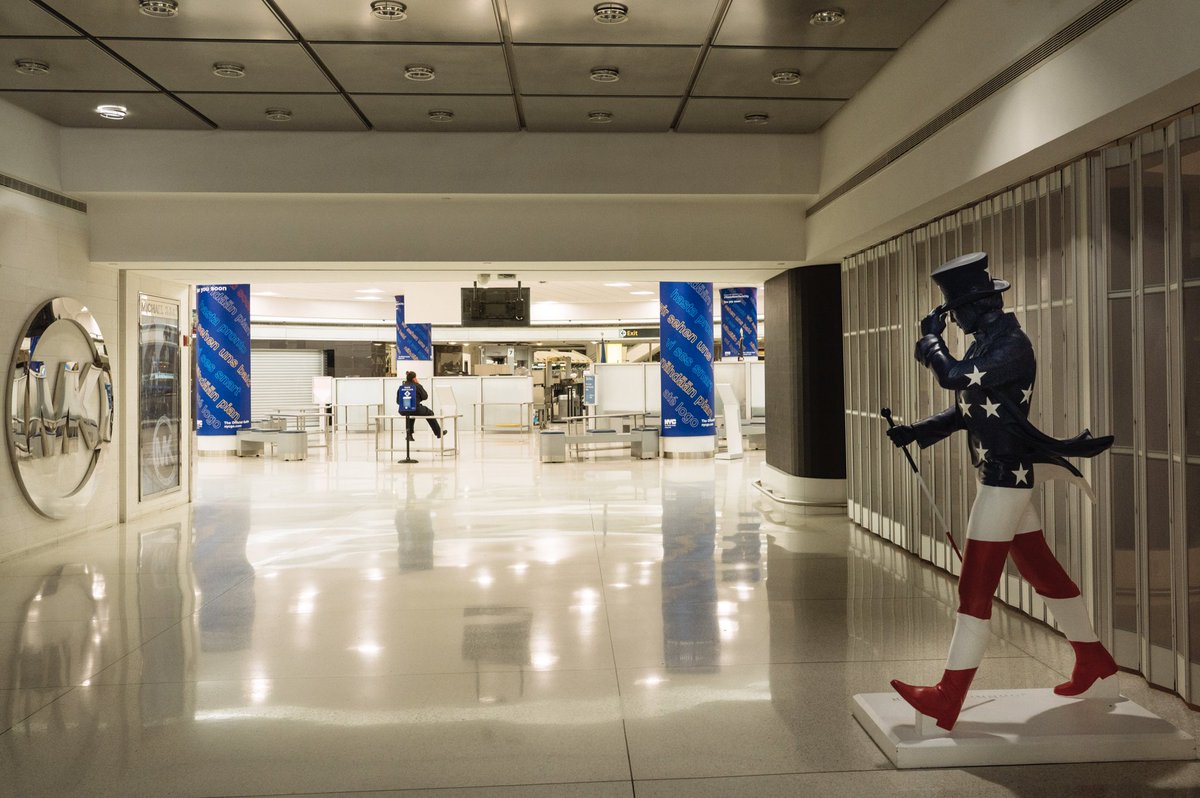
[891,668,977,730]
[1055,640,1119,697]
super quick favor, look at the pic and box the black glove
[920,309,947,337]
[886,424,917,448]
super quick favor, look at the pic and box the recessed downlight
[14,59,50,76]
[427,109,454,122]
[138,0,179,18]
[604,282,631,287]
[630,290,654,296]
[770,69,801,86]
[96,104,128,120]
[743,113,769,125]
[587,111,614,124]
[809,8,846,26]
[212,62,246,78]
[370,0,407,20]
[590,66,621,83]
[265,107,293,122]
[593,2,629,24]
[404,64,435,82]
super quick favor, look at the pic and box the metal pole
[880,407,962,562]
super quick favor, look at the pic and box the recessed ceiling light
[14,59,50,76]
[809,8,846,26]
[590,66,620,83]
[95,104,128,120]
[265,107,293,122]
[212,62,246,78]
[630,290,654,296]
[771,69,801,86]
[370,0,407,21]
[604,282,631,287]
[355,288,383,293]
[588,111,613,124]
[593,2,629,24]
[138,0,179,18]
[252,291,280,297]
[404,64,435,82]
[427,109,454,122]
[744,113,769,125]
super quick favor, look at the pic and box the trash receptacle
[540,430,566,463]
[630,426,659,460]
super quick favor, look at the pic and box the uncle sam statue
[885,252,1116,731]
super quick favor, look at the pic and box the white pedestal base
[852,689,1194,769]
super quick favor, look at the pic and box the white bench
[235,428,308,461]
[540,428,658,462]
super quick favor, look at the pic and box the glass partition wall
[843,109,1200,704]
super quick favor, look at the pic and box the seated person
[397,371,441,441]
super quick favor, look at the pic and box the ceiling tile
[522,96,677,132]
[0,89,209,128]
[314,43,510,94]
[103,40,333,92]
[716,0,947,48]
[514,45,698,96]
[177,92,366,131]
[0,38,151,91]
[274,0,500,43]
[694,47,894,99]
[676,97,842,133]
[354,94,519,131]
[507,0,722,45]
[37,0,292,40]
[0,3,81,36]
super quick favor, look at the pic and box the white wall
[0,190,120,558]
[0,99,63,192]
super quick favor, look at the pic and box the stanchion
[398,414,418,464]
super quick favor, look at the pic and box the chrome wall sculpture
[6,297,114,519]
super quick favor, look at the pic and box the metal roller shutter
[250,350,323,420]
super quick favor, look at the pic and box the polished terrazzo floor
[1,433,1198,797]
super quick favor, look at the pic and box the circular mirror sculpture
[6,297,113,519]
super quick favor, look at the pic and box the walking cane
[880,408,963,562]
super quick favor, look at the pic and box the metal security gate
[249,349,323,421]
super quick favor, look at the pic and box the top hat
[930,252,1009,312]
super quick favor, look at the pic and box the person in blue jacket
[884,252,1116,731]
[397,371,441,441]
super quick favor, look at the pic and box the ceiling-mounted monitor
[460,286,531,327]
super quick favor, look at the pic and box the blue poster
[195,284,251,436]
[659,282,715,438]
[398,383,418,413]
[720,287,758,360]
[395,295,432,361]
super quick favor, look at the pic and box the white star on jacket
[1021,385,1034,404]
[981,398,1001,418]
[959,400,973,417]
[1011,464,1030,485]
[975,443,989,462]
[966,366,987,386]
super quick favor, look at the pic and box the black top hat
[930,252,1009,312]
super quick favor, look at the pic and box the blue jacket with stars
[908,311,1112,489]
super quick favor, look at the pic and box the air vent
[138,0,179,18]
[370,1,407,20]
[404,64,435,82]
[593,3,629,24]
[744,113,770,125]
[14,59,50,76]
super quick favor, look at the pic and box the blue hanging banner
[720,287,758,360]
[659,281,715,438]
[395,295,432,361]
[195,284,251,436]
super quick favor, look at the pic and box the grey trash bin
[630,426,659,460]
[540,430,566,463]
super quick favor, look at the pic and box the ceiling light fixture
[14,59,50,76]
[427,109,454,122]
[630,290,654,296]
[588,111,613,124]
[809,8,846,26]
[370,0,407,21]
[404,64,435,81]
[590,66,620,83]
[138,0,179,18]
[95,104,128,120]
[604,282,631,287]
[212,62,246,78]
[770,69,801,86]
[593,2,629,24]
[744,113,769,125]
[265,107,293,122]
[355,288,383,293]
